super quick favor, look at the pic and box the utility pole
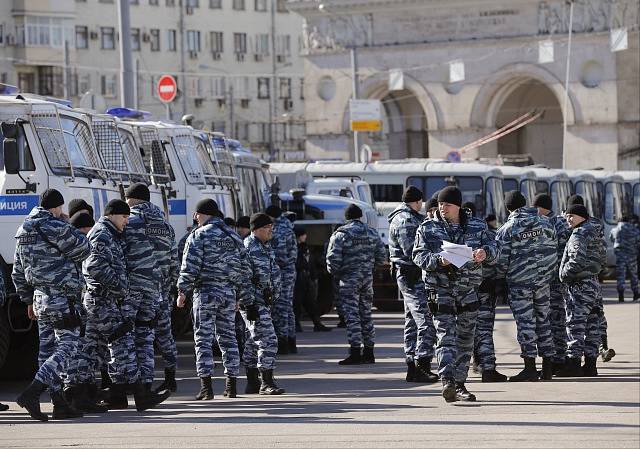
[269,0,277,161]
[351,46,360,163]
[62,40,70,99]
[134,58,139,109]
[117,0,135,108]
[228,82,235,136]
[179,0,187,118]
[562,0,575,169]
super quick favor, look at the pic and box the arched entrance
[495,79,564,167]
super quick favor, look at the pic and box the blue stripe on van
[168,199,187,215]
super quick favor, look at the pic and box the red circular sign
[157,75,177,103]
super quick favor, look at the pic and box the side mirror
[3,138,20,175]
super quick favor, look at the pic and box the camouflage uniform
[587,218,610,350]
[474,226,499,371]
[412,210,497,383]
[130,202,178,382]
[545,211,572,364]
[560,220,604,359]
[12,207,90,392]
[327,219,387,349]
[609,221,640,294]
[270,216,297,339]
[242,234,280,370]
[388,204,436,363]
[177,216,249,378]
[495,207,557,360]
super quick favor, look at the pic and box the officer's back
[610,219,640,254]
[83,215,128,298]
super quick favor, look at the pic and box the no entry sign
[157,75,177,103]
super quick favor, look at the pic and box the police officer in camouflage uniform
[413,187,497,403]
[266,205,298,355]
[609,216,640,302]
[557,204,605,377]
[0,271,8,412]
[388,186,438,383]
[125,184,179,393]
[177,199,247,400]
[495,191,557,382]
[81,199,170,411]
[327,204,387,365]
[242,213,285,395]
[13,189,90,421]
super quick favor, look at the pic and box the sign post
[157,75,177,120]
[350,99,382,132]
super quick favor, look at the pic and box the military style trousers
[192,285,239,378]
[474,290,497,371]
[566,277,602,359]
[154,293,178,372]
[397,273,435,363]
[33,290,80,392]
[548,280,568,364]
[615,249,639,293]
[128,292,160,385]
[241,301,278,370]
[431,288,479,383]
[508,283,555,359]
[336,275,375,348]
[273,265,296,339]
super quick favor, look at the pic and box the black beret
[402,186,423,203]
[437,187,462,207]
[69,211,95,229]
[196,199,219,216]
[224,217,236,227]
[533,193,553,210]
[505,190,526,211]
[250,212,273,231]
[104,199,130,216]
[265,205,282,218]
[124,182,150,202]
[426,198,439,210]
[40,189,64,210]
[567,194,584,207]
[236,216,250,229]
[68,198,94,218]
[345,204,362,220]
[566,204,589,220]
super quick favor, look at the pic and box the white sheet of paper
[439,241,474,268]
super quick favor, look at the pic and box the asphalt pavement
[0,281,638,448]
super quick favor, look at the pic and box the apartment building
[0,0,306,161]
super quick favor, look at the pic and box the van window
[409,176,483,215]
[172,134,204,184]
[370,184,403,202]
[0,124,36,172]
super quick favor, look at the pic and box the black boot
[259,369,285,395]
[313,321,331,332]
[105,383,129,409]
[133,382,171,412]
[0,403,8,411]
[455,383,476,402]
[553,360,565,376]
[245,367,261,394]
[509,357,539,382]
[442,378,457,403]
[405,360,416,382]
[541,358,554,381]
[582,356,598,377]
[618,289,625,302]
[288,337,298,354]
[16,380,48,421]
[338,346,361,365]
[415,358,439,383]
[195,376,214,400]
[337,317,346,328]
[51,390,83,420]
[223,377,237,398]
[633,291,639,302]
[277,337,289,355]
[100,368,112,390]
[362,346,375,364]
[65,384,108,414]
[482,369,507,383]
[155,367,177,393]
[556,357,583,377]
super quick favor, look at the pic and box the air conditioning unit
[211,52,221,60]
[142,33,150,42]
[240,99,249,108]
[254,54,263,62]
[194,98,203,107]
[217,99,226,108]
[276,54,286,63]
[189,50,198,59]
[235,52,245,62]
[186,6,194,15]
[89,31,99,40]
[283,99,293,111]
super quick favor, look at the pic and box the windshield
[119,129,150,183]
[357,184,373,206]
[521,179,537,206]
[172,134,204,185]
[622,183,633,217]
[409,176,484,216]
[503,179,518,193]
[604,182,624,225]
[318,188,354,198]
[550,180,571,215]
[135,127,173,183]
[575,181,601,219]
[370,184,403,202]
[536,180,549,194]
[193,136,220,186]
[486,177,507,223]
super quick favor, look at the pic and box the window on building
[255,0,267,11]
[213,121,226,134]
[235,122,249,140]
[257,78,270,99]
[150,28,160,51]
[166,0,175,6]
[257,123,268,143]
[38,66,64,97]
[255,33,269,55]
[277,0,288,12]
[131,28,141,51]
[149,0,159,5]
[210,31,223,53]
[0,24,3,46]
[101,27,115,50]
[233,76,250,99]
[279,77,291,99]
[211,77,226,99]
[299,77,304,100]
[75,26,88,49]
[233,0,245,10]
[276,34,291,57]
[25,16,74,48]
[187,30,201,52]
[18,73,35,93]
[101,74,117,97]
[209,0,222,8]
[167,29,177,51]
[78,74,91,95]
[186,0,199,7]
[233,32,247,53]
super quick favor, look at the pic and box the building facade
[0,0,306,161]
[289,0,639,170]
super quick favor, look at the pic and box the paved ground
[0,281,638,448]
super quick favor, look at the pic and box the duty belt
[433,301,481,315]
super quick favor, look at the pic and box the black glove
[246,304,260,323]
